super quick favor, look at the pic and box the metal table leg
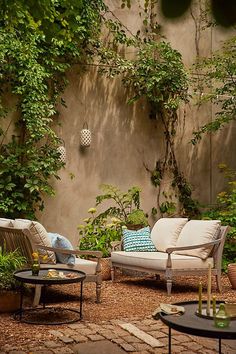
[80,280,83,319]
[19,283,24,320]
[168,327,171,354]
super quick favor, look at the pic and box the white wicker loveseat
[111,218,229,294]
[0,218,102,305]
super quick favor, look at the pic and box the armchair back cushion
[151,218,188,252]
[14,219,56,264]
[174,220,221,259]
[0,218,14,227]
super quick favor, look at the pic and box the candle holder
[196,307,219,319]
[195,302,236,320]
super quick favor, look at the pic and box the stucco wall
[38,1,235,245]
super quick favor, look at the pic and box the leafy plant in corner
[202,164,236,271]
[0,248,26,291]
[191,36,236,145]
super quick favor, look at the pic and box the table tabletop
[159,301,236,340]
[14,268,86,285]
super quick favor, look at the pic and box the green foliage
[192,36,236,145]
[126,209,148,227]
[0,248,26,291]
[202,165,236,271]
[120,40,189,110]
[78,209,122,258]
[95,184,142,223]
[0,1,105,218]
[78,184,147,256]
[99,30,198,217]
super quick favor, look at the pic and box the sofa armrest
[166,238,222,254]
[38,245,103,258]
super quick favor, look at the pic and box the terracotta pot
[0,290,21,313]
[227,263,236,289]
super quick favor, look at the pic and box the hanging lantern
[57,139,66,163]
[80,122,92,147]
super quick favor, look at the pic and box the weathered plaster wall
[39,1,235,245]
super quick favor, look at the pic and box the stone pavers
[1,316,236,353]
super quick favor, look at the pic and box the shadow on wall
[63,65,164,187]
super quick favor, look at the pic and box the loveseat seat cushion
[174,220,221,260]
[14,219,56,264]
[40,258,97,275]
[111,251,213,271]
[151,218,188,252]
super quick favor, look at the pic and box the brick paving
[1,316,236,354]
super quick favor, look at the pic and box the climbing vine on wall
[0,0,105,218]
[98,9,199,218]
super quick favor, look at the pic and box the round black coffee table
[14,268,86,325]
[159,301,236,354]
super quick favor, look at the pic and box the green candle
[212,295,216,316]
[198,282,202,314]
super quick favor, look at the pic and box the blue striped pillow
[123,227,156,252]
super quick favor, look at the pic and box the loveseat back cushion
[174,220,221,259]
[123,226,157,252]
[0,218,14,227]
[151,218,188,252]
[14,219,56,264]
[48,232,76,265]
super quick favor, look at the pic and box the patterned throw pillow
[48,233,75,265]
[123,227,157,252]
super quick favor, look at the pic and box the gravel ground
[0,272,235,349]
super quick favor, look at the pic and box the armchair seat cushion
[111,251,214,271]
[40,258,98,275]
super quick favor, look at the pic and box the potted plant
[0,248,27,312]
[126,209,148,230]
[78,208,122,280]
[95,184,149,229]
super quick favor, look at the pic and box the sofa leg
[167,279,172,295]
[96,277,102,303]
[111,265,115,281]
[33,284,42,307]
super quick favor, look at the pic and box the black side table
[14,268,86,325]
[159,301,236,354]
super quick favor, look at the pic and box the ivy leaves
[0,1,105,218]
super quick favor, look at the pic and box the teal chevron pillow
[123,227,157,252]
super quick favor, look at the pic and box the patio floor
[1,273,236,353]
[1,314,236,353]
